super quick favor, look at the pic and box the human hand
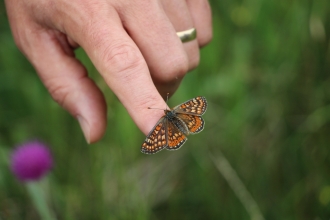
[4,0,212,143]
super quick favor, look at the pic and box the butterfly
[141,96,207,154]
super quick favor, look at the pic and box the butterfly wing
[173,96,207,116]
[166,119,187,151]
[176,114,205,134]
[141,117,168,154]
[172,96,207,134]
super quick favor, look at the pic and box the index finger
[72,7,166,135]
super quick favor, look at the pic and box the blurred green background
[1,0,330,219]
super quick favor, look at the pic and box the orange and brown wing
[141,118,167,154]
[177,114,205,134]
[173,96,207,116]
[166,121,187,151]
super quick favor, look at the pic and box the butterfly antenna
[166,93,169,110]
[147,93,170,111]
[147,107,164,110]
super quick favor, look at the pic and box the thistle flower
[10,141,53,181]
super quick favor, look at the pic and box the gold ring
[177,28,197,43]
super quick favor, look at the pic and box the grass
[1,0,330,219]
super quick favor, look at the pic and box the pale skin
[4,0,212,143]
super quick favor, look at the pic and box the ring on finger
[176,28,197,43]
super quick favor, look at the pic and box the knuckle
[45,78,70,107]
[101,41,145,75]
[157,54,189,82]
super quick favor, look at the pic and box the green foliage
[1,0,330,219]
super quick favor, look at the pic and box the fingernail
[77,115,90,144]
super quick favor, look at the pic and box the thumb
[25,30,107,143]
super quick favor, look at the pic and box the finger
[186,0,213,47]
[22,28,107,143]
[160,0,200,70]
[71,7,167,135]
[115,1,193,97]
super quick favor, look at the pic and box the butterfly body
[164,109,189,135]
[141,96,207,154]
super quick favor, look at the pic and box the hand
[4,0,212,143]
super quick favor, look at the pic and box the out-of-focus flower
[10,141,53,181]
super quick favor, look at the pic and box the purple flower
[10,141,53,181]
